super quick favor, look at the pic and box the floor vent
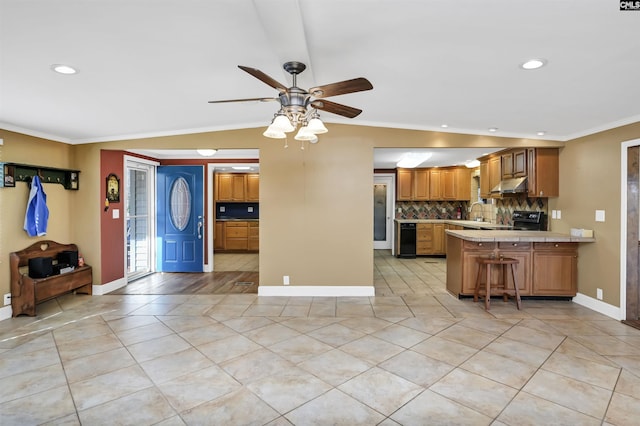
[235,281,254,286]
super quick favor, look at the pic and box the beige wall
[5,122,635,311]
[550,122,640,306]
[0,131,76,296]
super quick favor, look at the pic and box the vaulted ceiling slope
[1,0,639,144]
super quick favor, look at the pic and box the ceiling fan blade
[238,65,288,91]
[309,77,373,99]
[208,97,278,104]
[311,99,362,118]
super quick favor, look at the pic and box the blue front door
[156,165,204,272]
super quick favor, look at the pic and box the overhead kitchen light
[51,64,78,74]
[520,59,547,70]
[488,127,498,133]
[196,149,217,157]
[536,131,546,136]
[465,160,481,168]
[397,152,433,168]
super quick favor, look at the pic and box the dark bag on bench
[28,257,53,278]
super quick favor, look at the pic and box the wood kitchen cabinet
[215,173,260,202]
[501,149,527,179]
[214,221,225,250]
[527,148,559,198]
[414,169,430,200]
[397,167,470,201]
[498,242,532,294]
[417,223,446,255]
[397,169,414,201]
[246,174,260,201]
[215,221,259,252]
[480,156,502,198]
[429,169,442,200]
[248,222,259,251]
[447,235,577,297]
[397,168,431,201]
[532,242,577,295]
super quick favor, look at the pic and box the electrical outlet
[595,210,605,222]
[596,288,603,300]
[441,208,447,214]
[283,275,290,285]
[3,293,11,306]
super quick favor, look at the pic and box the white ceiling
[2,1,639,152]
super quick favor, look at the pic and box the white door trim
[374,174,395,250]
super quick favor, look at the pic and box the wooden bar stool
[474,256,522,310]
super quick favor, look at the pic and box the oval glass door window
[170,177,191,231]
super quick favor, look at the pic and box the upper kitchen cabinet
[501,149,527,179]
[397,168,431,201]
[246,174,260,201]
[480,156,502,199]
[527,148,559,198]
[397,167,471,201]
[397,168,414,201]
[215,173,260,202]
[479,148,559,198]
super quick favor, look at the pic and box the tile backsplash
[396,196,547,226]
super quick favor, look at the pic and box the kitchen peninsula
[445,230,595,298]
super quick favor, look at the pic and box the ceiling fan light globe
[272,115,295,132]
[263,126,286,139]
[307,118,328,134]
[196,149,217,157]
[309,135,319,144]
[294,126,316,141]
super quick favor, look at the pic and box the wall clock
[106,173,120,203]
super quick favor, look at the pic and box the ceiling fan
[208,61,373,141]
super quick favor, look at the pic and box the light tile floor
[1,251,640,425]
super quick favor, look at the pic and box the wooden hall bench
[10,240,92,317]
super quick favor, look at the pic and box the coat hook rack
[1,162,80,190]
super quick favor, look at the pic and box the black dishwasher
[398,222,417,258]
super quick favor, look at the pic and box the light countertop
[445,229,595,243]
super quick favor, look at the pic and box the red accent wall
[100,150,125,285]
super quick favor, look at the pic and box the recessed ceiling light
[441,124,449,128]
[488,127,498,132]
[51,64,78,75]
[536,131,546,136]
[520,59,547,70]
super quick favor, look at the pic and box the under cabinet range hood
[491,177,528,194]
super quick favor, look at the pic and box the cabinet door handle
[512,243,518,247]
[554,243,559,247]
[478,243,483,246]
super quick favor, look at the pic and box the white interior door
[374,174,395,250]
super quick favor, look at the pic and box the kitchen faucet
[469,201,484,221]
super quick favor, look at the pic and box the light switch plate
[595,210,605,222]
[557,210,561,219]
[551,210,557,219]
[112,209,120,219]
[219,206,225,212]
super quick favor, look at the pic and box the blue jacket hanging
[24,175,49,237]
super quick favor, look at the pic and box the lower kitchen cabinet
[215,221,259,252]
[447,236,577,297]
[417,223,445,255]
[532,243,577,295]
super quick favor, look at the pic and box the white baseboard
[92,277,127,295]
[572,292,622,320]
[258,285,375,297]
[0,305,12,321]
